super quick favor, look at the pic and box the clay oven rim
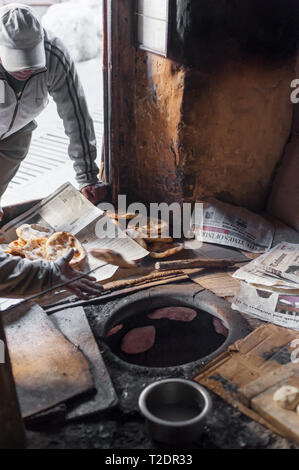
[101,284,251,371]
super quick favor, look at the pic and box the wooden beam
[0,315,26,449]
[107,0,137,202]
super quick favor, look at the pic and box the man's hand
[81,182,108,205]
[55,249,104,300]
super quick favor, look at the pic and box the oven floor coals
[105,307,226,368]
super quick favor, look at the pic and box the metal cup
[139,378,212,445]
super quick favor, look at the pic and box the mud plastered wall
[132,54,185,205]
[124,0,299,210]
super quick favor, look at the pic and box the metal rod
[45,275,189,315]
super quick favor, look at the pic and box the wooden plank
[252,377,299,445]
[195,323,299,439]
[192,243,249,263]
[3,303,94,418]
[0,315,26,449]
[239,363,299,407]
[188,270,240,299]
[51,307,118,420]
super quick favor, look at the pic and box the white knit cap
[0,4,46,72]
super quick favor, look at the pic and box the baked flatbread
[106,211,136,221]
[5,237,47,261]
[46,232,86,271]
[145,237,173,244]
[23,238,47,261]
[5,226,86,270]
[149,242,184,259]
[134,238,148,250]
[5,239,27,258]
[16,224,53,241]
[128,217,169,239]
[126,228,148,250]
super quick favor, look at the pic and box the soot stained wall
[118,0,299,210]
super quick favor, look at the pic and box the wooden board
[251,378,299,444]
[195,323,299,442]
[190,243,249,263]
[239,363,299,407]
[3,303,94,419]
[51,307,118,419]
[188,270,240,299]
[185,243,246,299]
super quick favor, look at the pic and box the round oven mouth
[101,284,251,372]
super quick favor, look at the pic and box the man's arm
[45,36,100,193]
[0,250,61,297]
[0,250,103,299]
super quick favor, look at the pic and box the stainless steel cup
[139,378,212,445]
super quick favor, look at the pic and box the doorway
[1,0,104,207]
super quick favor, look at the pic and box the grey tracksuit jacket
[0,29,99,190]
[0,251,62,298]
[0,29,99,297]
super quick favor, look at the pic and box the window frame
[134,0,171,58]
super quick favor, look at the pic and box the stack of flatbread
[106,212,184,259]
[5,224,86,270]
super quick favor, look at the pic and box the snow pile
[42,2,100,62]
[70,0,103,38]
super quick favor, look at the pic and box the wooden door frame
[103,0,137,202]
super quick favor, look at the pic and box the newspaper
[0,183,149,310]
[232,282,299,331]
[232,243,299,330]
[233,251,299,290]
[259,242,299,284]
[197,199,274,253]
